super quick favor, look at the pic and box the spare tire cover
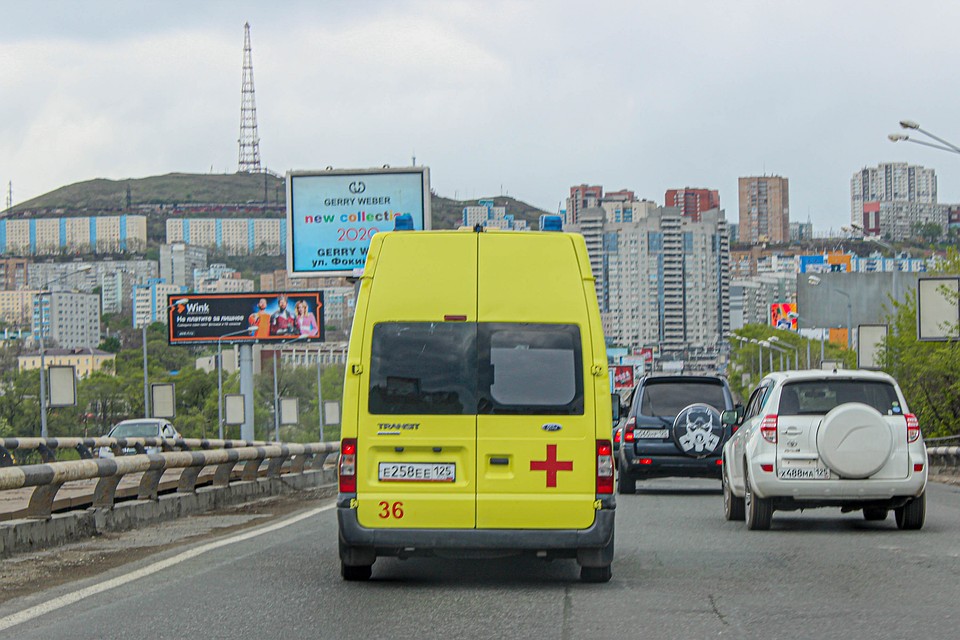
[817,402,892,478]
[672,403,724,458]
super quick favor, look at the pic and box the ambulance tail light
[597,440,614,494]
[905,414,921,443]
[339,438,357,493]
[760,415,778,444]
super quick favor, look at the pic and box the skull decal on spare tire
[672,403,723,458]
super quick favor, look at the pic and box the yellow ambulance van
[337,215,618,582]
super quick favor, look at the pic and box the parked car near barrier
[97,419,181,457]
[721,370,928,530]
[616,375,737,493]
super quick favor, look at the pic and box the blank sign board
[857,324,888,369]
[152,383,176,419]
[48,365,77,407]
[917,277,960,341]
[225,394,245,425]
[280,397,299,425]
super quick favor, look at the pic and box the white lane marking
[0,504,334,633]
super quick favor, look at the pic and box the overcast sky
[2,1,959,233]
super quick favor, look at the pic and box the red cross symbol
[530,444,573,488]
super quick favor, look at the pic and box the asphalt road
[1,478,959,640]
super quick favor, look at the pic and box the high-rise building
[565,185,604,225]
[851,162,936,221]
[33,291,101,349]
[665,188,720,222]
[851,163,939,239]
[738,176,790,244]
[133,279,189,328]
[159,243,208,289]
[567,206,730,362]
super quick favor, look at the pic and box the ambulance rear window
[369,323,477,415]
[478,323,583,415]
[368,322,583,415]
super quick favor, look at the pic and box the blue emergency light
[394,213,415,231]
[539,215,563,232]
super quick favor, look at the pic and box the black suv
[616,375,738,494]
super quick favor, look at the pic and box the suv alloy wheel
[744,466,773,530]
[722,462,745,521]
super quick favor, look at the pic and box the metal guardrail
[0,442,339,519]
[0,437,273,466]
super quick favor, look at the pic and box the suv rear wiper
[644,398,674,428]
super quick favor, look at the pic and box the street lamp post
[807,276,852,350]
[217,327,257,440]
[769,336,799,370]
[762,340,789,371]
[833,289,853,350]
[749,339,765,378]
[143,298,189,419]
[889,120,960,155]
[316,346,325,442]
[36,265,93,439]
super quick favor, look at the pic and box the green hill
[11,172,552,230]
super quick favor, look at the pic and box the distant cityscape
[0,157,955,377]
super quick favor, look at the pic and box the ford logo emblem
[542,423,562,432]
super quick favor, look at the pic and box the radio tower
[238,22,262,173]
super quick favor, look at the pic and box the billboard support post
[239,344,254,441]
[317,349,325,442]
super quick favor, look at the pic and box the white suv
[721,370,927,530]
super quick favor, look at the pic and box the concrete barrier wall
[0,469,335,559]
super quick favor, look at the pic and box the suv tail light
[597,440,614,494]
[905,414,921,443]
[760,415,778,444]
[623,416,636,442]
[339,438,357,493]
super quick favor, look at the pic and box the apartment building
[166,218,287,256]
[665,188,720,222]
[0,258,29,289]
[0,215,147,255]
[159,243,208,289]
[568,206,730,361]
[133,279,189,328]
[19,347,115,377]
[738,176,790,244]
[0,289,40,327]
[33,291,101,349]
[565,185,604,225]
[260,270,345,291]
[462,200,529,230]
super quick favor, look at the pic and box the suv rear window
[368,322,583,415]
[778,380,902,416]
[638,380,727,417]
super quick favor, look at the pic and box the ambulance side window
[368,322,477,415]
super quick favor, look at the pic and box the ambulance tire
[580,564,612,583]
[341,561,372,581]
